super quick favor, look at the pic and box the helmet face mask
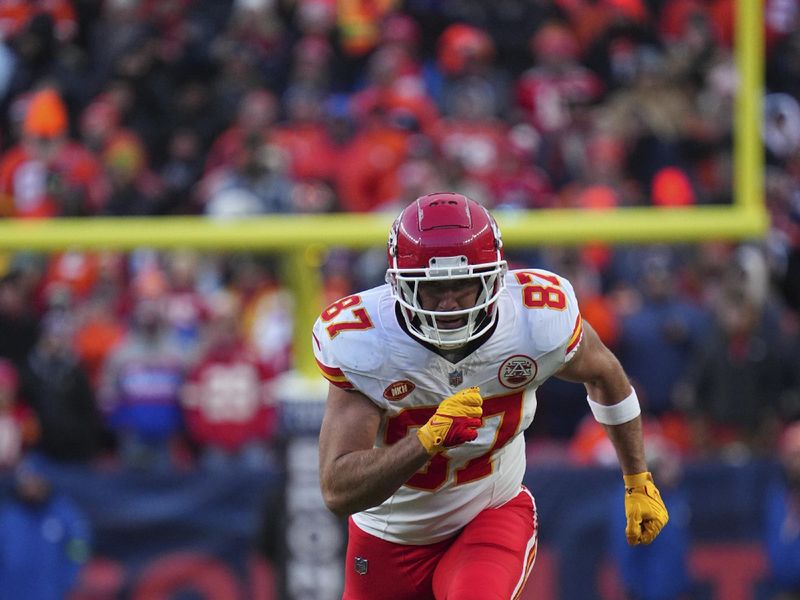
[386,193,507,349]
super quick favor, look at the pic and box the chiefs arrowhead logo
[383,380,416,401]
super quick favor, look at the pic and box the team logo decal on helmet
[498,355,538,389]
[386,193,508,349]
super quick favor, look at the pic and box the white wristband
[587,389,641,425]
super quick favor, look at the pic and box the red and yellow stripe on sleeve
[566,314,583,355]
[315,358,355,390]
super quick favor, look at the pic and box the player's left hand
[623,471,669,545]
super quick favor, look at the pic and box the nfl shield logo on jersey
[355,556,368,575]
[448,369,463,387]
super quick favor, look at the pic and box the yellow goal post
[0,0,766,379]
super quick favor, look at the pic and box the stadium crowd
[0,0,797,476]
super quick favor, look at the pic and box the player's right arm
[314,292,483,516]
[318,384,431,517]
[314,293,432,516]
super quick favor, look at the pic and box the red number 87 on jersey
[515,271,567,310]
[384,391,525,491]
[321,295,375,338]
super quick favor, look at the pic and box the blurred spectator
[220,0,292,88]
[285,35,333,97]
[79,96,143,164]
[764,421,800,598]
[783,323,800,423]
[158,128,205,214]
[0,33,16,104]
[433,76,508,192]
[387,153,447,215]
[561,130,639,216]
[39,251,100,306]
[160,250,209,352]
[436,23,511,120]
[615,251,709,416]
[335,106,412,212]
[19,312,107,463]
[272,86,338,184]
[0,358,36,469]
[531,247,620,440]
[87,0,148,85]
[233,257,293,375]
[349,44,439,136]
[199,134,294,218]
[608,432,693,600]
[0,454,91,600]
[338,0,394,58]
[516,21,604,136]
[4,12,88,109]
[594,43,702,197]
[650,166,696,207]
[0,270,39,368]
[98,296,187,470]
[77,95,165,216]
[101,132,164,216]
[73,294,126,391]
[101,30,178,156]
[167,78,222,155]
[764,93,800,164]
[570,414,693,596]
[205,87,278,175]
[767,29,800,100]
[0,87,108,217]
[677,249,787,458]
[0,1,73,43]
[582,1,659,91]
[488,124,554,210]
[181,291,278,470]
[764,422,800,600]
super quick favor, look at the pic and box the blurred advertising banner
[4,461,285,600]
[1,451,781,600]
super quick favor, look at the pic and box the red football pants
[342,487,538,600]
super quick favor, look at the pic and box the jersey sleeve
[310,292,386,393]
[312,321,356,390]
[563,300,584,363]
[507,268,584,367]
[546,271,583,362]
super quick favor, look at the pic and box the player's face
[417,279,481,329]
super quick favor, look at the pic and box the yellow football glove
[417,387,483,455]
[623,471,669,545]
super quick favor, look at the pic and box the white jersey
[312,269,583,544]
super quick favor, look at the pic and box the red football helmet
[386,192,507,348]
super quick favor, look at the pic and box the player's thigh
[343,518,452,600]
[432,488,538,600]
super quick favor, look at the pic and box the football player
[314,193,668,600]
